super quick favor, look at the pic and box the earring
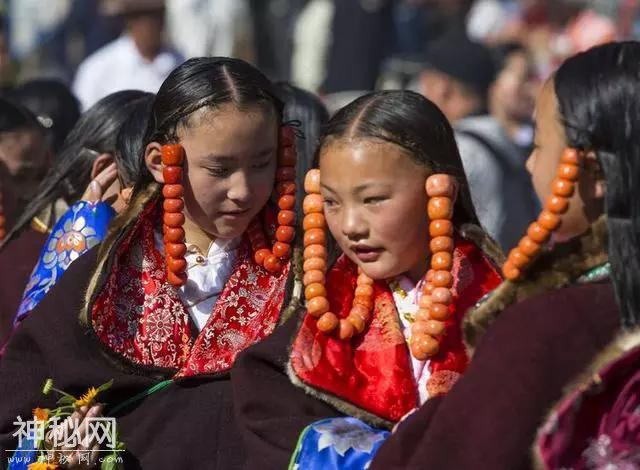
[503,148,582,281]
[161,144,187,287]
[409,174,457,360]
[247,126,298,273]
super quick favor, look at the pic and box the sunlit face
[526,79,604,240]
[175,103,278,239]
[319,138,431,282]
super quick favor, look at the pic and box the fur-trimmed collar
[464,216,609,351]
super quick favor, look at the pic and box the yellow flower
[74,387,98,407]
[28,463,59,469]
[32,408,49,422]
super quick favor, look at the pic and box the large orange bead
[304,228,326,247]
[280,126,296,147]
[357,273,374,285]
[276,181,296,195]
[263,255,283,273]
[303,194,324,214]
[307,296,330,317]
[163,198,184,213]
[303,213,325,230]
[161,144,184,165]
[419,294,432,309]
[552,179,575,198]
[317,312,339,333]
[304,169,321,194]
[303,270,325,286]
[430,220,453,237]
[276,167,296,182]
[411,321,431,336]
[163,212,185,227]
[425,320,446,336]
[423,283,435,296]
[354,284,373,297]
[278,195,295,210]
[430,303,451,321]
[428,197,453,220]
[164,227,185,243]
[338,319,355,340]
[304,257,326,272]
[426,269,435,282]
[431,287,452,305]
[305,282,326,300]
[411,334,439,360]
[557,163,579,182]
[425,174,455,198]
[348,314,366,333]
[167,270,187,287]
[527,222,550,244]
[273,242,291,258]
[538,210,561,231]
[432,270,453,288]
[546,195,569,214]
[304,244,327,260]
[276,226,295,243]
[254,248,271,265]
[518,236,541,258]
[166,243,187,258]
[167,256,187,273]
[349,304,371,322]
[277,210,296,226]
[278,146,297,166]
[509,249,530,269]
[561,148,580,165]
[415,308,431,322]
[431,252,453,271]
[430,236,454,254]
[163,166,183,184]
[353,295,374,310]
[502,260,521,281]
[162,184,184,198]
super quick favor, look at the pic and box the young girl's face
[526,80,604,241]
[176,103,278,239]
[319,138,431,282]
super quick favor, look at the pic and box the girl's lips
[352,246,384,262]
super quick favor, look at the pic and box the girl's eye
[206,167,232,178]
[251,160,271,170]
[364,197,387,205]
[323,199,337,208]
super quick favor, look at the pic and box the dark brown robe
[0,248,277,469]
[0,229,46,345]
[371,281,619,469]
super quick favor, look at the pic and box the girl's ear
[145,142,164,184]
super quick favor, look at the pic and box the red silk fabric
[290,238,502,422]
[90,200,290,378]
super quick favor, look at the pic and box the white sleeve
[72,60,99,111]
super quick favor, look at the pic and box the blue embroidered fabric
[15,201,115,322]
[289,417,389,470]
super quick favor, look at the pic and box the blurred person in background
[9,78,80,155]
[0,90,148,347]
[72,0,182,109]
[456,42,540,250]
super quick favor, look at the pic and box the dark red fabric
[371,282,620,470]
[290,238,502,422]
[0,229,46,345]
[90,200,290,377]
[538,344,640,468]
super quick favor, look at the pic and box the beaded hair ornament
[502,148,582,281]
[160,126,298,287]
[302,168,458,361]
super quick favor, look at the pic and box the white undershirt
[154,232,240,331]
[389,276,431,405]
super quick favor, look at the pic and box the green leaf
[97,379,114,394]
[57,395,76,405]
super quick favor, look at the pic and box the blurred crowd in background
[0,0,636,252]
